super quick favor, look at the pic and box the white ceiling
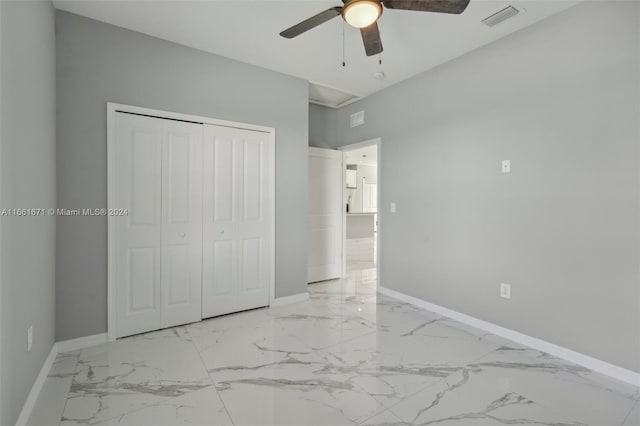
[53,0,580,106]
[345,144,377,166]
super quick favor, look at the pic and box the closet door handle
[180,232,186,238]
[220,230,225,235]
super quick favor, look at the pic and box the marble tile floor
[346,237,376,272]
[28,268,639,426]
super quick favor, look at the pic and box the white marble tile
[27,264,639,426]
[188,308,280,353]
[623,401,640,426]
[28,376,73,426]
[318,318,503,408]
[272,311,379,350]
[468,345,638,426]
[198,306,273,331]
[390,369,584,425]
[429,318,514,348]
[191,309,384,424]
[28,351,81,426]
[268,299,343,318]
[215,362,378,425]
[359,409,409,426]
[204,331,385,424]
[219,383,359,425]
[50,350,81,377]
[189,313,315,374]
[346,237,376,272]
[60,327,212,425]
[86,386,232,426]
[345,295,444,330]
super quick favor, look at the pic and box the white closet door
[114,113,163,337]
[236,128,271,312]
[202,124,271,318]
[160,120,203,328]
[308,147,342,283]
[113,113,203,338]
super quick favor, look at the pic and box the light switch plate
[390,202,397,213]
[502,160,511,173]
[500,283,511,299]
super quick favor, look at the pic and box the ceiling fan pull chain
[342,20,346,67]
[379,52,382,65]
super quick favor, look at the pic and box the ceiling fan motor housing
[342,0,383,28]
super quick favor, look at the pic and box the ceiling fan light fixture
[343,0,382,28]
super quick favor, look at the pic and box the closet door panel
[114,113,163,338]
[236,130,270,311]
[166,245,191,305]
[202,125,239,318]
[160,120,203,329]
[127,248,157,312]
[240,238,262,291]
[203,125,271,316]
[213,138,235,222]
[212,239,236,296]
[242,140,263,222]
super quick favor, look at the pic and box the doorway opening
[340,139,380,282]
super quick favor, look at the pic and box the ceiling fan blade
[360,22,383,56]
[382,0,470,14]
[280,7,343,38]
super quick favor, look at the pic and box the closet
[109,107,273,339]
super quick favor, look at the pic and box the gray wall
[0,1,57,424]
[322,1,640,372]
[309,103,338,149]
[56,11,309,341]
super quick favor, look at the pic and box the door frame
[338,138,381,283]
[106,102,276,342]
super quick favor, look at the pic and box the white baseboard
[57,333,108,353]
[378,286,640,387]
[15,343,58,426]
[270,292,309,307]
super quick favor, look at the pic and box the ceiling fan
[280,0,471,57]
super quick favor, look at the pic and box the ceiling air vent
[482,5,520,27]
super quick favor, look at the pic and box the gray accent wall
[0,1,57,424]
[56,11,309,341]
[322,1,640,372]
[309,103,338,149]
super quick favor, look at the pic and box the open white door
[308,147,343,283]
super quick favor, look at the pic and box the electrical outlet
[500,283,511,299]
[390,202,397,213]
[27,325,33,352]
[502,160,511,173]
